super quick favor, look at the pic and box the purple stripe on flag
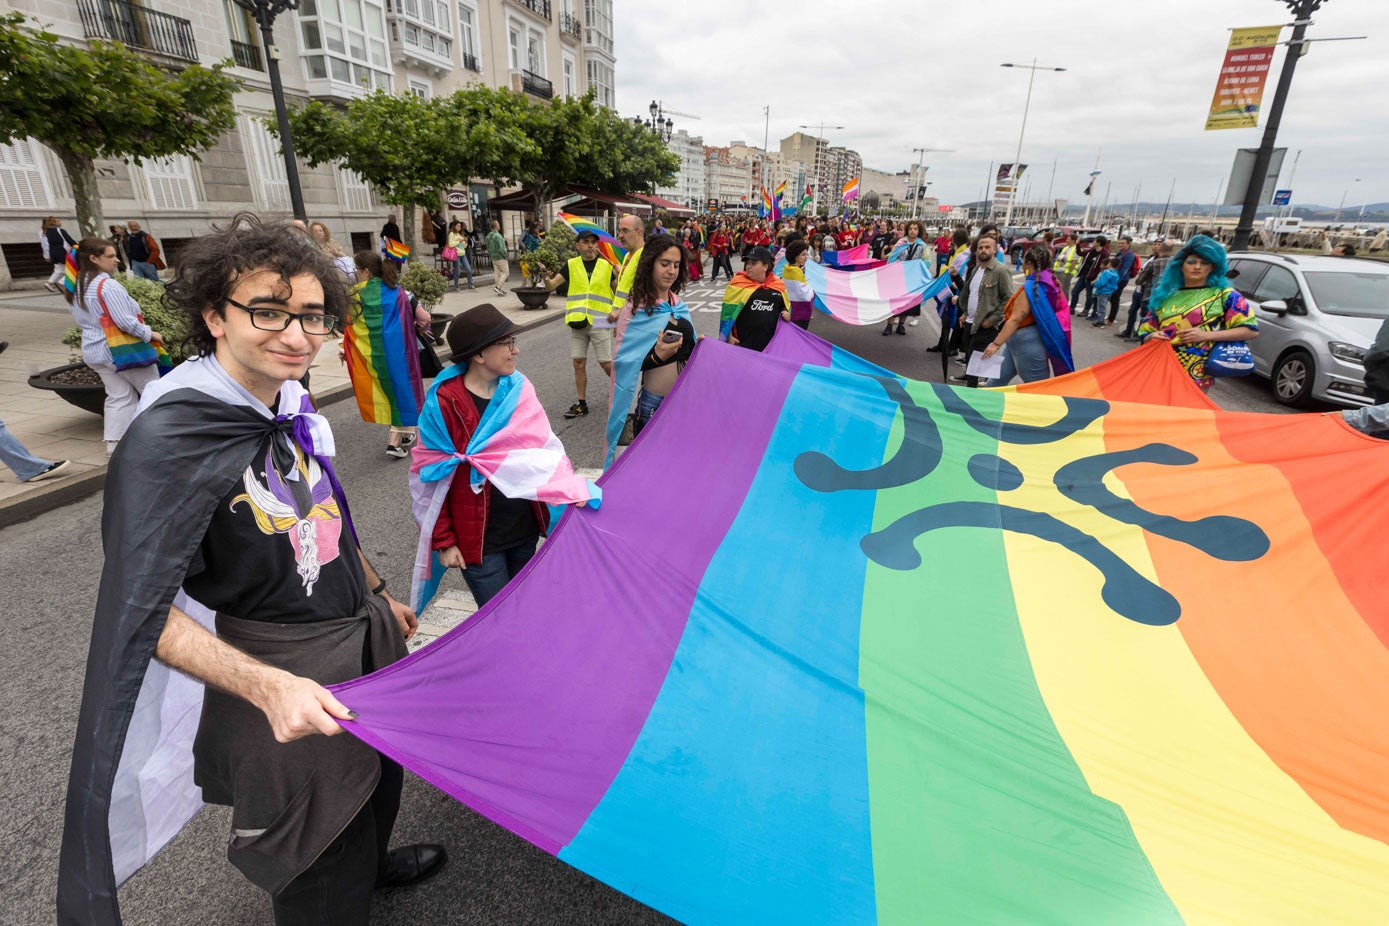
[330,340,802,853]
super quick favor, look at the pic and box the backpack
[1128,253,1142,280]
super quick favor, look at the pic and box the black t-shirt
[554,256,601,296]
[182,434,366,623]
[731,286,788,352]
[640,316,697,371]
[471,392,541,554]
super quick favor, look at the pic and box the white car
[1227,253,1389,407]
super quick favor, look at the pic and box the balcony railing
[560,12,582,39]
[462,51,481,72]
[230,39,262,71]
[514,0,551,21]
[521,69,553,99]
[77,0,198,63]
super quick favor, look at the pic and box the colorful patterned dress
[1138,286,1257,390]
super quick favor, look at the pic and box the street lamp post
[231,0,307,222]
[1231,0,1327,250]
[999,59,1066,229]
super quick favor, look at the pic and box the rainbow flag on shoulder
[556,212,627,268]
[719,270,786,340]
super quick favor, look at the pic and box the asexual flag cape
[802,257,953,326]
[345,277,424,427]
[409,363,599,613]
[58,356,350,926]
[718,270,786,340]
[333,334,1389,923]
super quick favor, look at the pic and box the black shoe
[881,325,893,336]
[385,444,408,459]
[1113,331,1131,339]
[564,400,589,418]
[948,374,969,383]
[926,345,943,353]
[0,340,8,354]
[375,844,448,890]
[895,324,906,335]
[25,460,69,483]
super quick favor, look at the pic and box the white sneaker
[908,318,919,326]
[25,460,70,482]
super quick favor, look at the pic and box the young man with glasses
[60,216,446,926]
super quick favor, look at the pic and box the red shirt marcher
[429,375,550,565]
[836,228,857,249]
[708,231,730,255]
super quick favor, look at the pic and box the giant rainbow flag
[333,333,1389,924]
[343,278,423,427]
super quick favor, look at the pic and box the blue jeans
[460,539,537,607]
[1069,276,1091,314]
[0,418,52,481]
[987,324,1052,386]
[452,254,473,288]
[632,387,665,437]
[130,260,160,282]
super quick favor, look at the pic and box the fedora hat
[445,304,518,363]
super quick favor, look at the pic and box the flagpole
[1045,158,1057,220]
[982,161,993,222]
[1081,148,1102,226]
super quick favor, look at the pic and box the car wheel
[1271,349,1316,407]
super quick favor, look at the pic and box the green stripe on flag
[859,383,1180,924]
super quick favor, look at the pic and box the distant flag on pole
[800,185,813,212]
[841,176,860,202]
[761,187,774,218]
[556,211,627,267]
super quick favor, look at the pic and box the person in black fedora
[418,304,573,606]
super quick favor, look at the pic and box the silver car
[1226,253,1389,408]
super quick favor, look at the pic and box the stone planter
[515,287,552,310]
[28,362,105,416]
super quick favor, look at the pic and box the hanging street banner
[1205,25,1283,131]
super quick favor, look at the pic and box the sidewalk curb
[0,307,564,531]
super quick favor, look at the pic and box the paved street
[1,262,1321,925]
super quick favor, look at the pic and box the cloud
[614,0,1389,208]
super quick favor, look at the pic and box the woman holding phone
[604,235,697,464]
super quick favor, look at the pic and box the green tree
[0,12,239,237]
[283,87,532,250]
[502,92,678,221]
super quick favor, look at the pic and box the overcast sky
[614,0,1388,211]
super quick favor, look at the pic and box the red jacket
[430,376,550,565]
[708,231,730,255]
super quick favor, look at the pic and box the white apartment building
[654,129,705,211]
[703,146,752,211]
[0,0,617,286]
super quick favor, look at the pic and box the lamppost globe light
[649,100,658,121]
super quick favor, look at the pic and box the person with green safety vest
[609,213,646,319]
[548,229,615,418]
[1054,239,1083,301]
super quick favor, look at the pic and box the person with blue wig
[1138,234,1259,391]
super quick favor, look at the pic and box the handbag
[96,279,170,374]
[441,245,458,261]
[1205,340,1255,378]
[417,327,444,379]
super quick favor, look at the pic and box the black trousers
[964,327,997,388]
[1107,280,1129,323]
[271,757,403,926]
[709,252,734,280]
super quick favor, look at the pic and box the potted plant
[398,259,450,337]
[514,220,577,310]
[29,276,191,415]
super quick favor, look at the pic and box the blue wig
[1148,234,1233,308]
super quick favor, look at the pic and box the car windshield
[1303,270,1389,319]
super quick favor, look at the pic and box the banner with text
[1205,25,1283,131]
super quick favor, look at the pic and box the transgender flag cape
[409,364,599,612]
[803,258,954,326]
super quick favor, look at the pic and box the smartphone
[662,330,682,343]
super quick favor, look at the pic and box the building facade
[703,146,752,212]
[654,129,705,211]
[0,0,617,286]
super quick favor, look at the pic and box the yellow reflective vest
[1056,244,1082,275]
[564,256,615,325]
[611,246,643,313]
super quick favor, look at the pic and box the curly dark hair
[629,234,688,315]
[164,213,351,358]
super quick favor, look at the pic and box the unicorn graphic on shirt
[230,445,343,595]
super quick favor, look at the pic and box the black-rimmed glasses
[227,298,338,335]
[488,337,519,352]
